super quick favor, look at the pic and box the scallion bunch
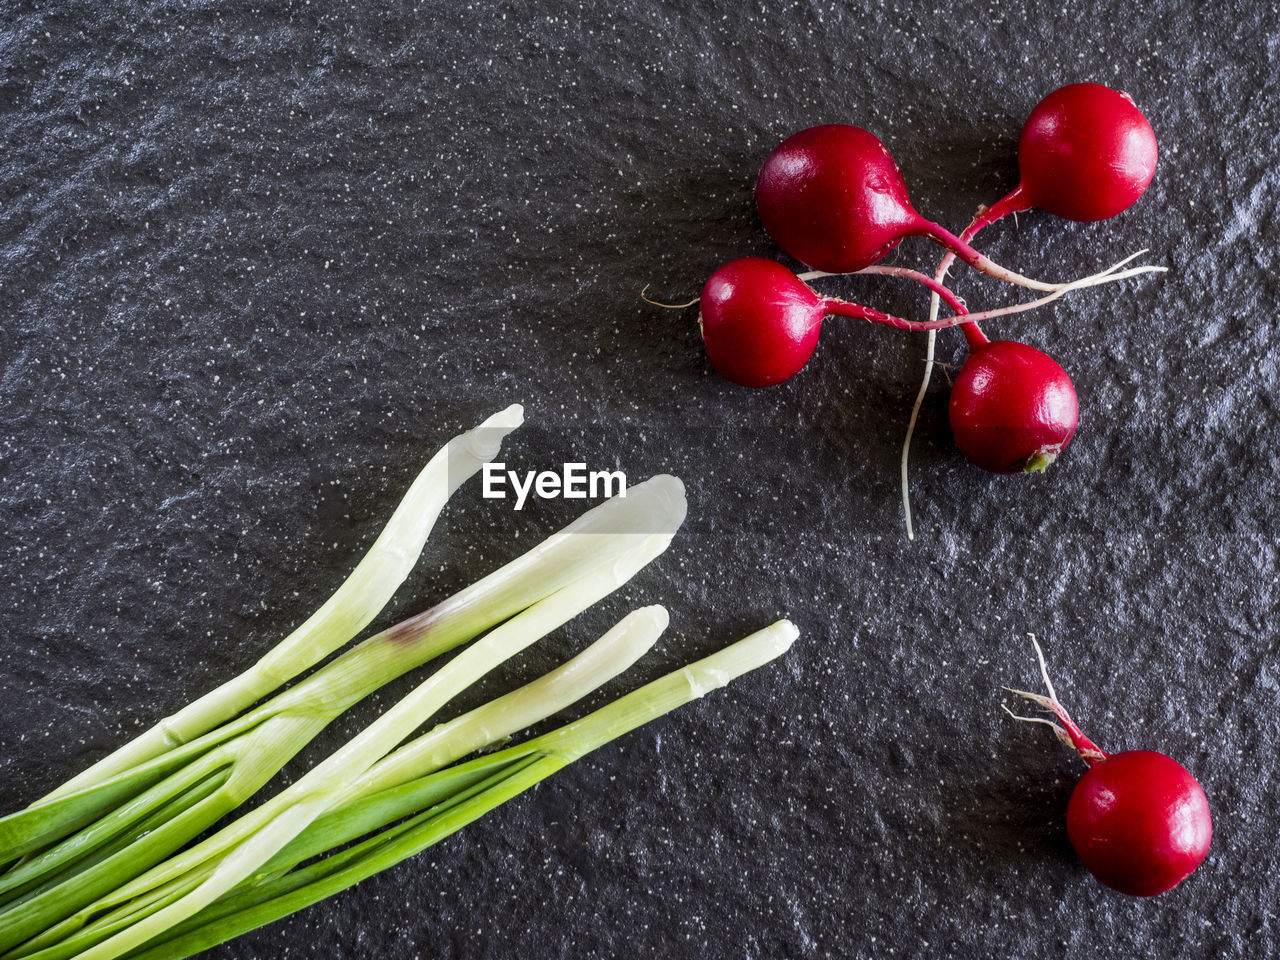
[0,407,795,959]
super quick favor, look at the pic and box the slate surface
[1,1,1277,957]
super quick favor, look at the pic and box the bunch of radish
[653,85,1212,900]
[669,83,1163,533]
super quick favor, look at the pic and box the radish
[755,123,1135,291]
[924,83,1159,303]
[1005,638,1212,897]
[696,258,963,388]
[901,83,1160,534]
[948,337,1079,474]
[998,82,1159,224]
[690,257,1135,389]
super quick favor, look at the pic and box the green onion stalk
[1,405,797,960]
[7,603,679,960]
[45,404,528,805]
[0,403,526,886]
[42,620,799,960]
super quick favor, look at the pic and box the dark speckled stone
[1,1,1276,958]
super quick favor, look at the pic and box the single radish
[1005,638,1212,897]
[902,83,1159,533]
[697,258,823,388]
[1000,82,1159,224]
[756,125,916,276]
[948,337,1079,474]
[697,258,962,388]
[755,123,1144,292]
[691,257,1124,389]
[925,82,1160,309]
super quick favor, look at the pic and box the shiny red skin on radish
[698,258,824,388]
[948,340,1079,474]
[1067,750,1213,897]
[1018,83,1159,222]
[755,124,921,274]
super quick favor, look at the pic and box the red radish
[757,124,1091,291]
[948,338,1079,474]
[692,258,1110,389]
[925,82,1160,307]
[756,125,917,276]
[697,258,962,388]
[698,258,822,388]
[1005,638,1212,897]
[1069,752,1211,897]
[1006,82,1159,223]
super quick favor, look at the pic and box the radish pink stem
[800,265,969,316]
[914,198,1166,294]
[910,201,1061,293]
[821,253,1153,333]
[925,187,1032,339]
[1004,634,1108,766]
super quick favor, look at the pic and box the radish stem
[1003,635,1108,765]
[899,196,1160,535]
[902,202,999,539]
[820,253,1159,332]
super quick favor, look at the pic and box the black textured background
[1,1,1277,958]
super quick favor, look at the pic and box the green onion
[45,532,682,960]
[341,603,671,804]
[6,605,677,960]
[71,622,798,960]
[0,475,686,954]
[1,405,795,960]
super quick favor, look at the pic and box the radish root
[899,330,936,541]
[820,251,1161,333]
[900,201,986,542]
[1001,704,1075,749]
[641,284,699,309]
